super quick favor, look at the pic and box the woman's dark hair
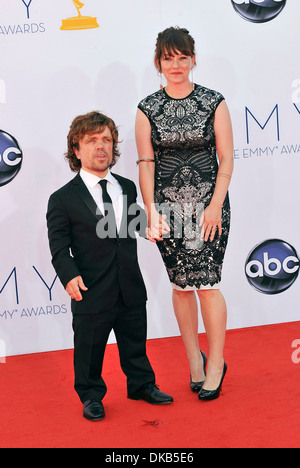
[65,111,120,172]
[154,26,196,73]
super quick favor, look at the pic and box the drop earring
[160,73,163,90]
[191,67,195,90]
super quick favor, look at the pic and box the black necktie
[99,179,117,237]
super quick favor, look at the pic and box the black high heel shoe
[198,361,227,401]
[190,351,207,393]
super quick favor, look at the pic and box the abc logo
[0,130,23,187]
[231,0,287,23]
[245,239,299,294]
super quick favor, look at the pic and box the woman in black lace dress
[135,27,234,400]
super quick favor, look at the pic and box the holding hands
[146,208,170,243]
[146,203,222,243]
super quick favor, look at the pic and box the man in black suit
[47,111,173,421]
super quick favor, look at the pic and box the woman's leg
[172,289,205,382]
[197,289,227,390]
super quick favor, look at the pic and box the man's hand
[66,276,88,301]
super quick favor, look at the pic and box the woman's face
[160,50,195,85]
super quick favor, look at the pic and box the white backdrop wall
[0,0,299,357]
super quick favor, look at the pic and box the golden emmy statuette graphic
[61,0,99,30]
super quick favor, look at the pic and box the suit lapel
[111,173,130,237]
[71,174,103,221]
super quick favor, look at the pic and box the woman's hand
[200,203,222,242]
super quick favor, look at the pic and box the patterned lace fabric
[138,84,231,290]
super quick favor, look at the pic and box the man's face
[74,127,113,177]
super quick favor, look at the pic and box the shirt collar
[80,168,116,189]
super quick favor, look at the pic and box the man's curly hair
[65,111,121,172]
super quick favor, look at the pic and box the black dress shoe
[190,350,207,393]
[83,400,105,421]
[128,384,173,405]
[198,362,227,401]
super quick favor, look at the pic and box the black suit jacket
[46,173,148,314]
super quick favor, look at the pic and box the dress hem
[171,282,221,291]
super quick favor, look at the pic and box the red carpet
[1,321,299,448]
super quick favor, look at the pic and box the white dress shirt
[80,168,123,232]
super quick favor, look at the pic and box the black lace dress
[138,84,231,290]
